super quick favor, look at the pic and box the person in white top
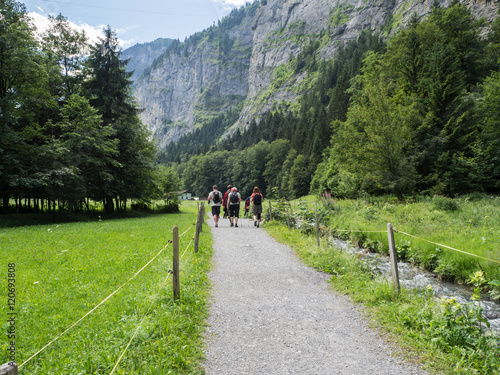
[226,187,241,227]
[208,185,223,227]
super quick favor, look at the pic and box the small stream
[329,237,500,335]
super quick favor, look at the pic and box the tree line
[167,2,500,200]
[0,0,179,214]
[314,2,500,198]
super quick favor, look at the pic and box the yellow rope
[109,271,172,374]
[330,226,500,265]
[110,229,196,373]
[332,229,387,233]
[395,229,500,265]
[19,224,196,369]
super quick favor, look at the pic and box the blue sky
[23,0,249,48]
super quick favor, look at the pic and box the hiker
[227,187,241,227]
[222,185,232,219]
[250,187,263,228]
[244,196,251,217]
[208,185,223,227]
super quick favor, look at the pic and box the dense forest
[160,1,500,200]
[0,0,180,214]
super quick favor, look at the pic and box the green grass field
[1,202,211,374]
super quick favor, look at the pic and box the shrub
[432,196,460,212]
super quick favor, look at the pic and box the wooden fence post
[387,223,400,293]
[286,206,290,229]
[268,199,272,221]
[200,203,205,233]
[172,225,180,300]
[0,363,17,375]
[315,212,320,247]
[194,204,201,253]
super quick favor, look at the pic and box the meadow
[0,201,211,374]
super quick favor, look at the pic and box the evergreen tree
[57,94,119,209]
[387,2,487,193]
[85,26,135,127]
[84,26,155,212]
[0,0,48,211]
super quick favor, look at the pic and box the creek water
[329,237,500,336]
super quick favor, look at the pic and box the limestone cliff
[122,38,174,86]
[132,0,497,148]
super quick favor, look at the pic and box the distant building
[178,191,192,200]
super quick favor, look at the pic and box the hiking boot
[215,223,218,228]
[254,221,256,227]
[235,223,238,227]
[257,222,260,228]
[230,222,234,227]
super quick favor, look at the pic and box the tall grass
[0,202,212,374]
[287,194,500,282]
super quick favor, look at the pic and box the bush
[432,196,460,212]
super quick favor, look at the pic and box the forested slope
[161,2,500,200]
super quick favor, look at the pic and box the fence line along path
[203,215,427,375]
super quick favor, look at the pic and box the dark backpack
[212,191,221,204]
[229,192,239,204]
[253,193,262,205]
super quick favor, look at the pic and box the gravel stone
[203,216,427,374]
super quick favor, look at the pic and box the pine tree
[84,26,155,212]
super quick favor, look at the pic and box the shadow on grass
[0,206,183,228]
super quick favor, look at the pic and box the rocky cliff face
[122,38,174,86]
[133,0,497,147]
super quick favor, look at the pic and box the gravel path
[203,215,427,374]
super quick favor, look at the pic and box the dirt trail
[203,215,427,374]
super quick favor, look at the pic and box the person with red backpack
[226,187,241,227]
[250,186,264,227]
[222,185,232,219]
[244,196,251,217]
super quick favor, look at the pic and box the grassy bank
[264,195,500,374]
[0,202,211,374]
[285,194,500,283]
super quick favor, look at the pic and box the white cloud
[210,0,248,7]
[28,12,130,47]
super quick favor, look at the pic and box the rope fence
[110,229,196,374]
[9,209,203,374]
[268,202,498,265]
[265,200,499,293]
[330,227,499,264]
[395,229,500,265]
[328,226,500,265]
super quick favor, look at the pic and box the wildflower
[442,297,460,309]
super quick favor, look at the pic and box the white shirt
[208,190,222,206]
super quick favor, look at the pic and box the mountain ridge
[130,0,497,148]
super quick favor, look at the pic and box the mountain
[132,0,497,148]
[122,38,175,86]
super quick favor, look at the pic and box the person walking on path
[207,185,223,228]
[227,187,241,227]
[250,186,263,228]
[222,185,232,219]
[244,196,251,218]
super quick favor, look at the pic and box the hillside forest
[0,0,180,213]
[160,1,500,201]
